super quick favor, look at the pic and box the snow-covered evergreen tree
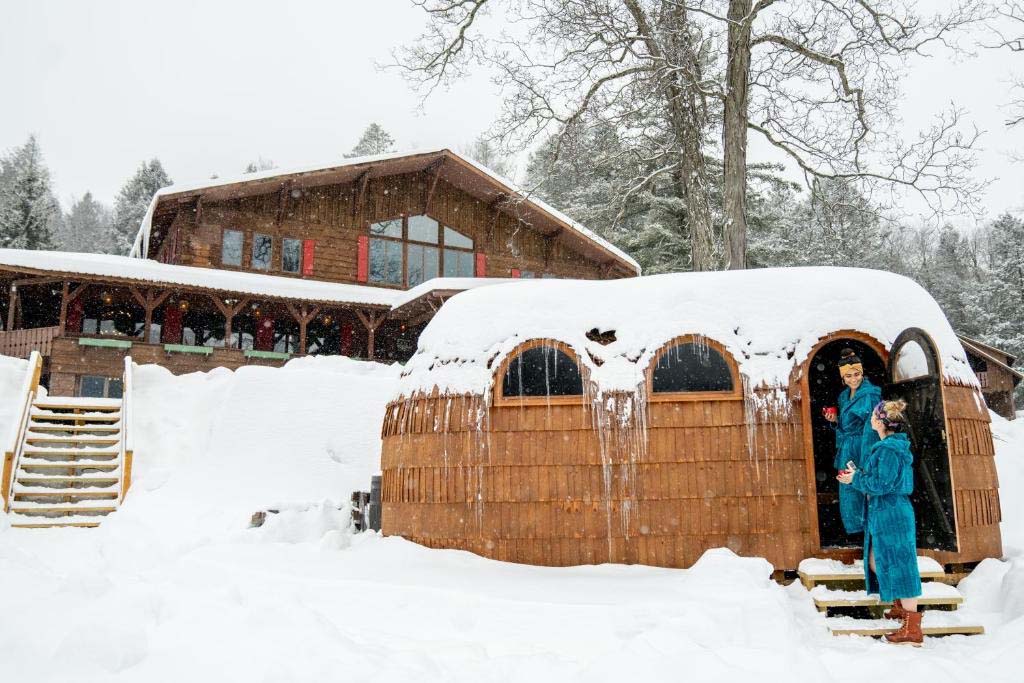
[0,135,59,250]
[243,157,277,174]
[979,214,1024,400]
[58,192,112,253]
[345,124,396,158]
[107,159,171,255]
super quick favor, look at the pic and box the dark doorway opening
[808,338,886,548]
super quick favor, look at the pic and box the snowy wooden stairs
[7,397,124,528]
[2,353,135,529]
[798,556,984,638]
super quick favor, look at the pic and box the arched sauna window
[497,340,584,404]
[648,336,741,401]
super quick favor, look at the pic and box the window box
[163,343,213,356]
[244,349,292,361]
[78,337,133,350]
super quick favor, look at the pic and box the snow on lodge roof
[0,248,517,310]
[395,267,978,398]
[129,148,641,276]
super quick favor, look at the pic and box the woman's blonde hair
[874,398,908,432]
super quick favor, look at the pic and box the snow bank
[0,354,28,449]
[992,410,1024,557]
[397,267,976,399]
[105,355,400,546]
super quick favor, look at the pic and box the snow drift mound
[0,354,28,444]
[104,355,399,545]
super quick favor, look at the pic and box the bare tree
[991,1,1024,127]
[397,1,985,271]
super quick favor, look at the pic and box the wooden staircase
[798,556,985,638]
[2,353,135,528]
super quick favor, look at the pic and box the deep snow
[0,357,1022,682]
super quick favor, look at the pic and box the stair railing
[119,356,134,502]
[2,350,43,512]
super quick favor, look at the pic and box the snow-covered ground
[1,356,1022,681]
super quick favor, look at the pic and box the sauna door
[886,328,958,552]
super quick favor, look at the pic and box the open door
[886,328,958,552]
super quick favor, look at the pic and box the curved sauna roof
[395,267,977,398]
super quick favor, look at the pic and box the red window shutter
[255,317,275,351]
[357,236,369,282]
[161,303,184,344]
[302,240,316,276]
[474,252,487,277]
[510,268,521,278]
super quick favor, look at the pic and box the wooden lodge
[380,270,1003,572]
[0,149,639,396]
[958,335,1021,420]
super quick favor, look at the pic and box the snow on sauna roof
[396,267,978,397]
[129,148,640,274]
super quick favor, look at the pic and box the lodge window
[650,339,738,397]
[282,238,302,273]
[501,342,583,398]
[79,375,124,399]
[252,233,273,270]
[369,216,474,287]
[222,229,243,266]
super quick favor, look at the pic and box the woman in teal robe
[826,348,881,535]
[838,399,922,645]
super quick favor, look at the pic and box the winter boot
[885,610,923,647]
[884,599,908,620]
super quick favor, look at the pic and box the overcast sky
[2,0,1023,227]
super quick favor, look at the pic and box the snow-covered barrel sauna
[380,268,1002,570]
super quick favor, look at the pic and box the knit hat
[837,348,863,374]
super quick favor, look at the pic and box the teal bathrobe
[849,432,922,602]
[833,378,881,534]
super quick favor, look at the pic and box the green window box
[163,344,214,356]
[244,349,292,360]
[78,337,133,350]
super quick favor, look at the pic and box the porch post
[355,309,385,361]
[6,284,16,331]
[58,282,70,335]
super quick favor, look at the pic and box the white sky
[2,0,1023,226]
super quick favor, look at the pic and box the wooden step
[15,475,120,486]
[827,612,984,637]
[25,436,120,446]
[10,521,102,528]
[798,556,946,588]
[9,505,118,515]
[18,461,119,471]
[27,424,121,434]
[33,398,121,412]
[29,414,121,423]
[14,489,119,500]
[811,582,963,610]
[22,449,119,458]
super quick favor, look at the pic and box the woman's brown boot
[884,599,907,620]
[885,610,923,646]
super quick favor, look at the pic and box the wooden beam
[6,283,17,331]
[275,181,292,227]
[355,309,385,361]
[57,282,70,336]
[11,276,64,288]
[424,159,445,213]
[352,168,373,219]
[67,283,88,303]
[209,295,250,349]
[286,303,320,355]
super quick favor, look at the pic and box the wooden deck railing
[119,356,134,502]
[0,326,60,359]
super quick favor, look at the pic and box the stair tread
[18,461,120,470]
[16,474,120,482]
[27,423,120,432]
[23,446,120,456]
[827,612,984,637]
[8,512,107,527]
[11,500,118,511]
[812,582,962,607]
[14,488,118,497]
[10,521,102,528]
[25,434,120,443]
[33,397,121,408]
[29,414,121,423]
[799,556,946,583]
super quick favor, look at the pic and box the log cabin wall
[168,172,607,282]
[380,391,817,571]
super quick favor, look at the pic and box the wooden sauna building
[958,335,1021,421]
[380,268,1003,571]
[0,149,639,395]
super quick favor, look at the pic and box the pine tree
[58,192,112,253]
[345,124,396,158]
[0,135,60,250]
[979,214,1024,402]
[461,135,514,179]
[108,159,172,255]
